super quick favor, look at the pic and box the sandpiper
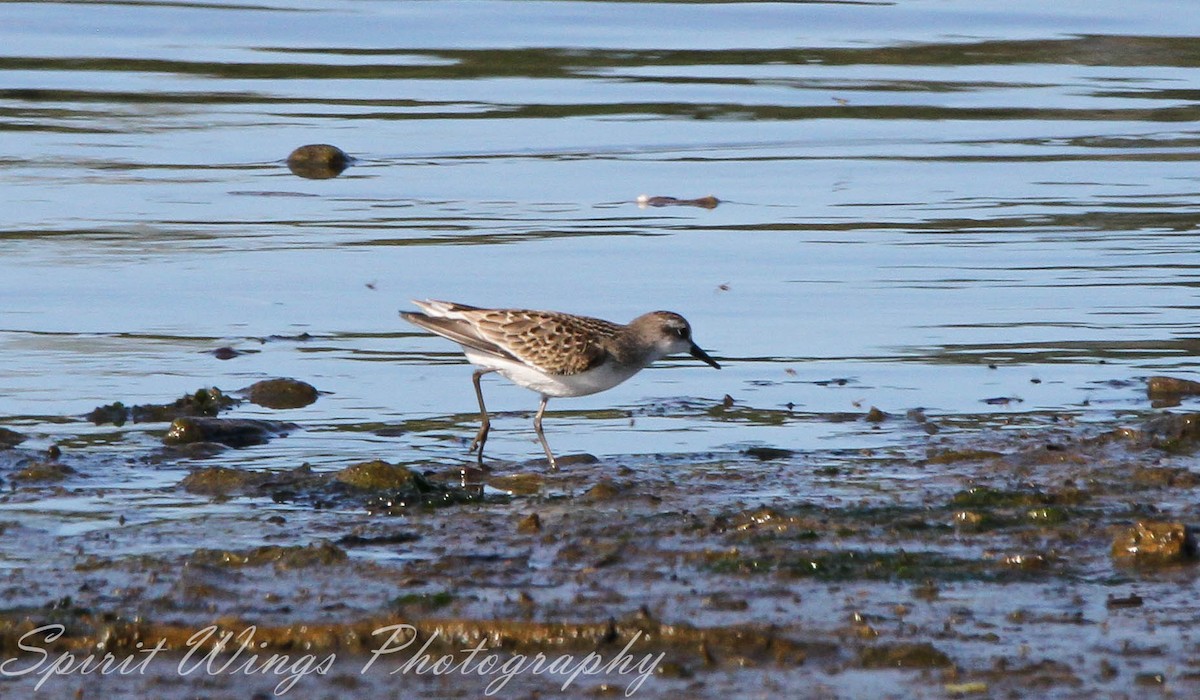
[401,299,721,470]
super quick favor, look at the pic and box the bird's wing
[468,310,620,375]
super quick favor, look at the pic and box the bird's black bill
[690,343,721,369]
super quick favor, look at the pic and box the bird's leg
[533,396,557,471]
[468,369,496,463]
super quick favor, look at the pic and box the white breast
[463,349,643,398]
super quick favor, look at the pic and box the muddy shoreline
[2,381,1200,698]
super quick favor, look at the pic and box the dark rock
[743,446,794,461]
[0,427,25,449]
[163,417,292,447]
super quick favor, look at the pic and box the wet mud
[2,379,1200,698]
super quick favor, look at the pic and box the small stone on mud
[247,378,319,409]
[1106,593,1144,609]
[517,512,542,534]
[1147,375,1200,399]
[12,461,76,482]
[1111,521,1196,564]
[489,473,544,495]
[180,466,267,496]
[0,427,26,449]
[584,479,622,501]
[287,144,351,179]
[212,346,241,360]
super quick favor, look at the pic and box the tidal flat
[2,379,1199,698]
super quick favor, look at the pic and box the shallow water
[2,0,1200,696]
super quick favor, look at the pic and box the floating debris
[636,194,720,209]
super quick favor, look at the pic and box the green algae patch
[247,378,319,409]
[392,591,456,611]
[88,388,238,426]
[335,460,427,491]
[180,466,279,496]
[188,541,347,569]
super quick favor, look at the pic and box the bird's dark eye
[676,326,689,339]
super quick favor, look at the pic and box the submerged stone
[247,378,319,409]
[287,144,351,179]
[180,466,273,496]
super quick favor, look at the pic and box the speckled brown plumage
[467,309,625,374]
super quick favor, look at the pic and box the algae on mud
[3,403,1200,697]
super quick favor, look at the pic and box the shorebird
[401,300,721,470]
